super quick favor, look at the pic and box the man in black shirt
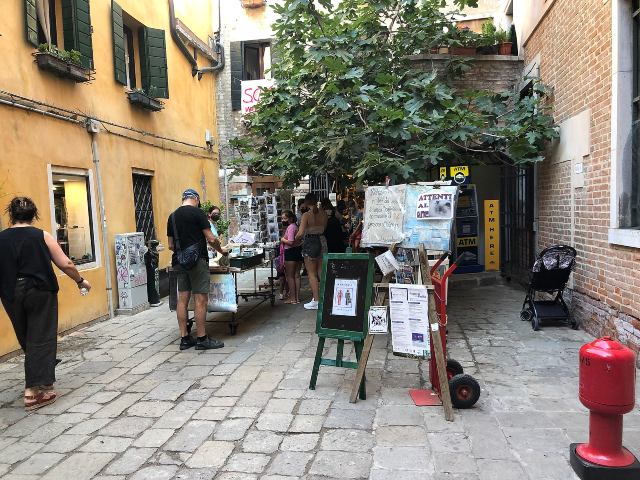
[167,189,228,350]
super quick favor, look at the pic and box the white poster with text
[331,279,358,317]
[389,284,430,356]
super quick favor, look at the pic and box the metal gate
[132,174,156,242]
[309,174,332,201]
[500,165,535,283]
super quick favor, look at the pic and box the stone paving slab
[1,283,639,479]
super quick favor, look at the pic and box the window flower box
[35,52,91,83]
[241,0,266,8]
[127,90,164,112]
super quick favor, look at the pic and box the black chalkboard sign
[316,253,374,341]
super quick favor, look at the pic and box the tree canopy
[230,0,558,186]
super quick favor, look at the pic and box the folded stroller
[520,245,578,331]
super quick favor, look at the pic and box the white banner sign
[241,79,275,114]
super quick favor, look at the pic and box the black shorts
[302,234,323,259]
[284,245,303,262]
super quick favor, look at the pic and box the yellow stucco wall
[0,0,220,356]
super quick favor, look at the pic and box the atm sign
[449,166,469,177]
[456,236,478,247]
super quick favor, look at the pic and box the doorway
[500,165,535,283]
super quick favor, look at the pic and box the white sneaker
[304,300,319,310]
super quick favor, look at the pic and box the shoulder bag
[171,210,200,270]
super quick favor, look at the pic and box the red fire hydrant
[570,336,640,480]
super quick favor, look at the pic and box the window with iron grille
[132,174,156,243]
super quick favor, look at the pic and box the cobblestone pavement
[1,283,639,480]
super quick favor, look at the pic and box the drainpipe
[87,119,115,320]
[197,38,225,78]
[169,0,199,77]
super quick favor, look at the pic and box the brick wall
[524,0,640,362]
[409,54,524,93]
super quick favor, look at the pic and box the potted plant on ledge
[450,28,480,56]
[495,28,513,55]
[35,44,91,83]
[127,87,164,112]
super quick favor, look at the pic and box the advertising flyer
[389,284,430,356]
[368,306,389,334]
[331,279,358,317]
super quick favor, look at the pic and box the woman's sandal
[24,389,57,411]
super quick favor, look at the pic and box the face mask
[211,214,221,221]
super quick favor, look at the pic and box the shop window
[230,40,272,110]
[51,172,96,265]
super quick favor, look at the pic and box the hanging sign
[361,185,406,247]
[368,306,389,334]
[484,200,500,271]
[439,167,447,181]
[450,166,470,185]
[375,250,400,275]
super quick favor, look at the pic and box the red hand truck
[429,251,481,409]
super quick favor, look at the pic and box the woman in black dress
[0,197,92,410]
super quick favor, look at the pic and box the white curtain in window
[36,0,51,47]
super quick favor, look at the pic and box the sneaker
[304,300,319,310]
[180,336,196,350]
[195,337,225,350]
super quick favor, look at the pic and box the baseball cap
[182,188,200,200]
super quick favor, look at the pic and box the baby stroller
[520,245,578,331]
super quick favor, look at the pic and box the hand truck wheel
[570,317,580,330]
[446,359,464,380]
[449,373,481,409]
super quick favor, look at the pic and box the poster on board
[402,185,458,250]
[389,284,430,356]
[368,306,389,334]
[361,185,406,247]
[331,279,358,317]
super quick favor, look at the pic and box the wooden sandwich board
[309,253,375,400]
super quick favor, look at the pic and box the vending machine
[115,233,148,312]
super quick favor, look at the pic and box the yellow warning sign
[449,166,469,177]
[484,200,500,271]
[456,236,478,248]
[439,167,447,181]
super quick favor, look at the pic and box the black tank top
[0,226,59,303]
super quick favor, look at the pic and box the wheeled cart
[168,249,276,335]
[429,251,481,409]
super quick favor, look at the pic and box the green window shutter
[61,0,94,69]
[25,0,39,47]
[112,0,126,85]
[139,27,169,99]
[230,41,243,111]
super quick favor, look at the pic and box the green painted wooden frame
[315,252,375,341]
